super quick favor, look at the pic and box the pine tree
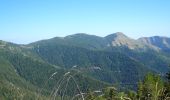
[137,73,165,100]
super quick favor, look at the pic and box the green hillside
[0,33,170,99]
[0,42,110,99]
[30,40,152,89]
[0,56,47,99]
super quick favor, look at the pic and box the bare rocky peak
[105,32,146,49]
[138,36,170,50]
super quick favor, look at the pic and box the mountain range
[0,32,170,99]
[31,32,170,51]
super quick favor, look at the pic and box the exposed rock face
[105,32,147,49]
[138,36,170,50]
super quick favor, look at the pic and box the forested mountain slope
[0,40,110,99]
[0,33,170,99]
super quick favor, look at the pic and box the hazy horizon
[0,0,170,44]
[1,32,170,45]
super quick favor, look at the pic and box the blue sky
[0,0,170,44]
